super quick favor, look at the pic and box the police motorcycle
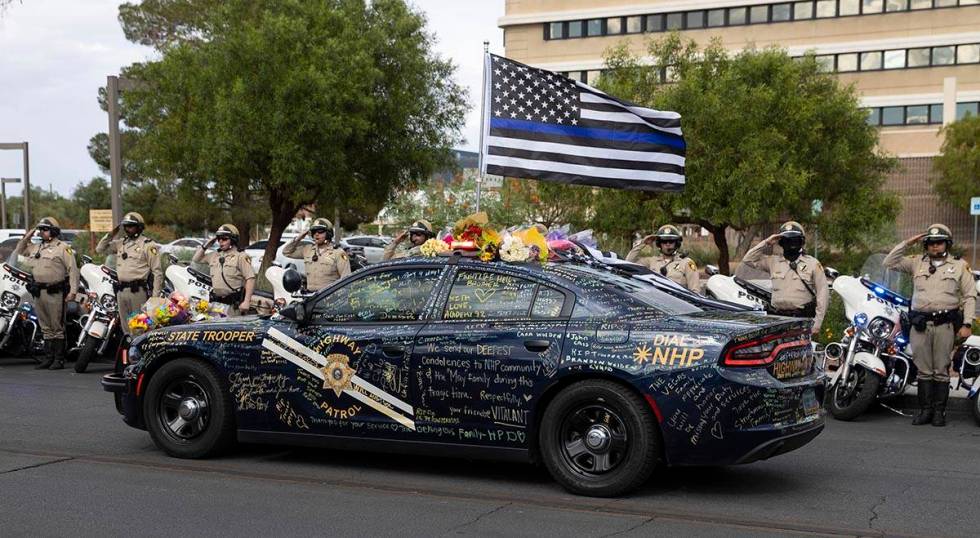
[264,264,308,311]
[949,270,980,425]
[0,261,44,360]
[164,253,276,315]
[704,263,770,310]
[74,255,124,373]
[822,254,915,420]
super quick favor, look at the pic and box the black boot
[932,380,949,427]
[912,380,934,425]
[35,341,54,370]
[48,339,65,370]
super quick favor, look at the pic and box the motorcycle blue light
[854,313,868,327]
[874,286,884,294]
[897,336,907,345]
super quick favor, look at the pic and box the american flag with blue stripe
[480,53,686,192]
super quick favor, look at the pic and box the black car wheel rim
[158,376,211,442]
[558,403,628,477]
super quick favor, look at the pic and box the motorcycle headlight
[1,291,19,310]
[868,317,895,339]
[100,294,117,312]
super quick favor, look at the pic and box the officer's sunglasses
[312,229,328,235]
[924,239,946,247]
[37,226,51,233]
[216,236,231,242]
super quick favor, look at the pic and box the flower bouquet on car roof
[127,291,228,336]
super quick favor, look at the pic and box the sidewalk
[888,382,975,418]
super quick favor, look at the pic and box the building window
[728,7,748,25]
[586,70,602,84]
[794,1,815,18]
[932,46,955,65]
[930,104,944,123]
[840,0,861,15]
[860,51,883,70]
[866,108,881,125]
[646,14,664,32]
[958,44,980,64]
[626,16,643,33]
[815,55,836,71]
[885,0,908,11]
[587,19,603,36]
[687,11,705,29]
[958,102,979,120]
[816,0,837,17]
[906,105,929,124]
[837,53,859,71]
[959,0,979,4]
[907,47,931,67]
[707,9,726,26]
[884,49,906,69]
[862,0,884,12]
[771,3,793,21]
[882,106,905,125]
[548,22,564,40]
[567,71,583,83]
[607,17,623,34]
[567,21,583,38]
[666,12,684,30]
[750,5,769,23]
[935,0,956,5]
[910,0,933,9]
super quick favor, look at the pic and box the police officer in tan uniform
[626,224,700,292]
[743,221,829,335]
[283,218,351,291]
[884,224,975,427]
[14,218,80,370]
[193,224,255,316]
[383,220,435,261]
[95,212,163,334]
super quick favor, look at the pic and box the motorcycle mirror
[81,255,93,264]
[705,264,719,276]
[972,270,980,282]
[279,303,306,323]
[166,253,179,265]
[282,268,303,293]
[824,266,840,281]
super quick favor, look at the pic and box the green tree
[114,0,466,272]
[597,35,899,273]
[932,115,980,208]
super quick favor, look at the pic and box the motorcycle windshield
[858,253,912,299]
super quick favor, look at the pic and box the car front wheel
[540,380,660,497]
[143,358,236,458]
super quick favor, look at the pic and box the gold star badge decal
[320,353,356,397]
[633,344,652,365]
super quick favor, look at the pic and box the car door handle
[524,339,551,352]
[381,344,406,358]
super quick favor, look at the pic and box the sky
[0,0,505,198]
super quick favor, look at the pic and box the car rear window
[550,264,702,316]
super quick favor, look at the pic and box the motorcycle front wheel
[829,367,881,421]
[73,337,100,373]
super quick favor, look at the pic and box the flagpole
[476,40,490,213]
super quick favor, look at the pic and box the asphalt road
[1,357,979,538]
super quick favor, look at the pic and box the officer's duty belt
[114,280,148,293]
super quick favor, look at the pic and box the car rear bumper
[734,421,824,464]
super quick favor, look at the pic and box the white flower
[500,236,530,262]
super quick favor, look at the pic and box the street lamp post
[0,142,30,228]
[0,177,22,228]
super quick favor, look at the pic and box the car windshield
[552,263,702,315]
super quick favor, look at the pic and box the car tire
[972,396,980,427]
[73,337,99,373]
[828,367,880,421]
[540,380,659,497]
[143,358,236,459]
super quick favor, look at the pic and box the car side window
[444,270,537,320]
[249,240,267,250]
[369,238,387,248]
[532,286,566,318]
[311,268,442,322]
[347,238,367,247]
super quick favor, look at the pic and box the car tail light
[723,329,809,367]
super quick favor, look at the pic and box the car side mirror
[705,264,719,276]
[81,255,93,264]
[279,303,306,323]
[283,268,303,293]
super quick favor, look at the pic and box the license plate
[802,387,820,417]
[769,345,815,380]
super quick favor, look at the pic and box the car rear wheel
[829,367,880,421]
[143,359,235,458]
[540,380,659,497]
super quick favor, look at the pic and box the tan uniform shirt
[14,236,80,291]
[283,239,351,290]
[743,241,829,331]
[625,244,700,292]
[883,242,977,325]
[382,241,422,261]
[96,233,164,295]
[192,247,255,295]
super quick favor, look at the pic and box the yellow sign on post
[89,209,115,232]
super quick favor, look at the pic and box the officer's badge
[341,252,348,260]
[688,260,696,270]
[320,353,355,397]
[931,228,940,235]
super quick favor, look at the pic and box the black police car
[103,256,824,497]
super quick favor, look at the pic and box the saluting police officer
[193,224,255,316]
[14,217,80,370]
[743,221,829,336]
[283,218,350,291]
[626,224,700,292]
[383,219,435,261]
[95,212,163,335]
[884,224,976,427]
